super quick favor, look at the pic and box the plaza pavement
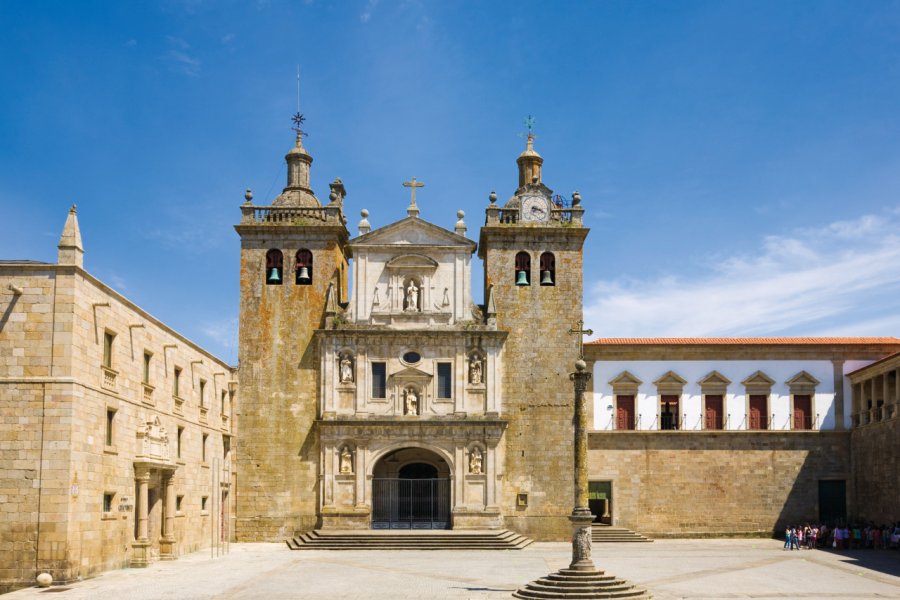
[5,539,900,599]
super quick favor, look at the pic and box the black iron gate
[372,478,450,529]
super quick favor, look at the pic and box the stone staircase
[592,525,653,543]
[286,529,534,550]
[513,568,653,599]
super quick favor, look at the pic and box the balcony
[101,366,118,392]
[239,204,344,226]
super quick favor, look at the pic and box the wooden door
[705,395,723,429]
[793,394,812,430]
[616,395,635,430]
[748,394,767,430]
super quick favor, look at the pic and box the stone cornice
[586,343,900,362]
[315,328,508,342]
[477,225,588,258]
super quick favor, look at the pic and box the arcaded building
[0,208,237,592]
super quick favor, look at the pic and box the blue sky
[2,1,900,363]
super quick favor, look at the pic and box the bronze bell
[515,270,529,286]
[296,266,311,284]
[540,270,553,285]
[267,267,281,284]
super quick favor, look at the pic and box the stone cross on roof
[403,177,425,217]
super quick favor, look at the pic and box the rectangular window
[142,351,152,384]
[749,394,768,430]
[221,391,226,414]
[174,367,182,397]
[202,433,208,462]
[103,493,114,513]
[223,434,231,459]
[176,495,183,512]
[102,331,115,368]
[105,409,116,446]
[201,496,208,511]
[199,379,207,407]
[177,426,184,459]
[371,362,386,398]
[437,362,452,399]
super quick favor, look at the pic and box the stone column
[160,472,177,559]
[831,359,845,430]
[131,467,152,567]
[569,359,594,571]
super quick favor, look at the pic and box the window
[105,409,116,446]
[202,433,208,462]
[103,493,114,513]
[221,390,227,415]
[660,395,680,430]
[515,251,531,286]
[402,351,421,364]
[748,394,768,430]
[265,249,284,285]
[437,362,452,399]
[142,351,152,384]
[223,434,231,459]
[177,426,184,459]
[295,249,313,285]
[539,252,555,286]
[176,495,183,512]
[199,379,207,408]
[173,367,182,397]
[102,331,115,368]
[201,496,208,512]
[371,362,386,398]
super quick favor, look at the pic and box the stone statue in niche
[404,388,419,415]
[469,447,483,474]
[339,355,354,383]
[405,281,419,312]
[339,446,353,474]
[469,358,482,385]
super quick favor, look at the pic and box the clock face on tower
[520,194,550,222]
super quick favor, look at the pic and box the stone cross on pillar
[403,177,425,217]
[568,320,593,360]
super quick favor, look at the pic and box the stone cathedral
[234,129,585,539]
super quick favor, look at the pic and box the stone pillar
[160,472,177,559]
[131,468,152,567]
[569,359,594,571]
[831,359,845,430]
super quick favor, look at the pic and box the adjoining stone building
[0,208,237,593]
[585,337,900,537]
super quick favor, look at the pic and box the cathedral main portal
[372,449,450,529]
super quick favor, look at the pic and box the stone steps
[514,568,653,599]
[286,529,534,550]
[592,526,652,543]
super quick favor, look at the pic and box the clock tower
[478,133,589,539]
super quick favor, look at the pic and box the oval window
[402,351,421,364]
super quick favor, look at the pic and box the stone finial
[489,190,497,204]
[455,210,466,236]
[328,178,346,206]
[58,204,84,268]
[575,359,587,372]
[358,209,371,235]
[243,188,253,204]
[572,190,581,206]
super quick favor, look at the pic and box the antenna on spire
[291,66,308,141]
[296,65,301,114]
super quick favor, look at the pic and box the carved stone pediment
[653,370,687,393]
[386,254,439,271]
[698,370,731,393]
[608,370,643,390]
[136,416,170,463]
[388,366,432,382]
[786,370,820,393]
[742,370,775,389]
[350,217,475,249]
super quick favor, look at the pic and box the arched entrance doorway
[372,448,451,530]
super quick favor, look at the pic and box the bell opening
[515,270,530,286]
[266,267,283,285]
[540,270,554,286]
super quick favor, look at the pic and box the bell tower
[478,132,588,539]
[234,120,349,540]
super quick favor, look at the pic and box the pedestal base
[159,537,177,560]
[130,540,152,568]
[568,510,596,571]
[513,568,653,599]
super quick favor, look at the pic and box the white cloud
[360,0,379,23]
[201,316,238,363]
[585,208,900,338]
[162,36,201,76]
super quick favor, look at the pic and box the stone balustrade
[485,205,584,226]
[240,204,344,225]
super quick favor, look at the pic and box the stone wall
[234,229,348,541]
[588,431,851,537]
[851,418,899,525]
[480,227,588,540]
[0,264,235,593]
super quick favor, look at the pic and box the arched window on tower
[265,249,283,285]
[295,249,313,285]
[539,252,555,286]
[515,251,531,286]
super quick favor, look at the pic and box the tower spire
[58,204,84,268]
[517,116,543,190]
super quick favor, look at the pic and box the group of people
[783,522,900,550]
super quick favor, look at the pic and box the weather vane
[524,115,536,133]
[291,112,307,138]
